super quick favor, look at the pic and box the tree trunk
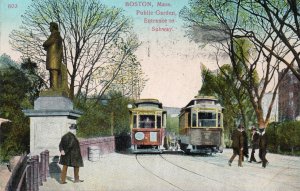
[256,109,267,129]
[69,77,75,100]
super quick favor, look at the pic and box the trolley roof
[130,98,166,113]
[182,96,223,110]
[135,98,162,107]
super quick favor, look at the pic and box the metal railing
[5,150,50,191]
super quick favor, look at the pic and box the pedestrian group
[228,124,268,168]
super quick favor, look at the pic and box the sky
[0,0,222,108]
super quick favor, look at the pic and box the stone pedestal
[23,96,82,156]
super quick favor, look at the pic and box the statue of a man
[43,22,63,90]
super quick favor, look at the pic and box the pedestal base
[23,96,82,156]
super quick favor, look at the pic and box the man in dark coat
[258,128,268,168]
[249,127,259,163]
[59,124,84,184]
[242,129,249,161]
[228,124,244,167]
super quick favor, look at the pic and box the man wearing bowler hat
[228,124,244,167]
[258,127,268,168]
[249,126,259,163]
[59,124,84,184]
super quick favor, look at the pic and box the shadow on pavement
[49,156,61,183]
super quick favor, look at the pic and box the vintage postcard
[0,0,299,191]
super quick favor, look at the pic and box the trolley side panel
[132,128,162,146]
[190,128,221,146]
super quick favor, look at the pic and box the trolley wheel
[180,143,191,154]
[163,136,169,150]
[186,149,191,155]
[209,148,213,156]
[180,143,187,151]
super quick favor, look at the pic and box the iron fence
[5,150,50,191]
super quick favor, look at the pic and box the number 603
[8,4,17,8]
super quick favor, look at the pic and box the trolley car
[129,99,167,153]
[179,96,224,154]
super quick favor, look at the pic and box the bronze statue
[42,22,69,96]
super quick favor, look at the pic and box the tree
[240,0,300,80]
[76,91,131,138]
[199,63,256,146]
[21,58,46,104]
[10,0,140,101]
[0,55,32,160]
[181,0,290,128]
[105,55,148,99]
[166,116,179,134]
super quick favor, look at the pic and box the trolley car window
[139,115,155,128]
[138,103,159,108]
[192,113,197,127]
[157,116,161,128]
[195,100,214,105]
[198,112,216,127]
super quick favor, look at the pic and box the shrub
[267,121,300,155]
[75,92,131,138]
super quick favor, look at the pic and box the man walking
[258,128,268,168]
[228,124,244,167]
[242,129,249,161]
[249,127,259,163]
[59,124,84,184]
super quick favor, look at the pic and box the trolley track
[187,153,300,190]
[187,154,300,182]
[160,153,300,190]
[158,154,242,190]
[134,152,300,191]
[189,152,300,170]
[135,154,185,191]
[261,160,300,190]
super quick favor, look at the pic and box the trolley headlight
[135,132,145,140]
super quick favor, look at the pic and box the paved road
[40,149,300,191]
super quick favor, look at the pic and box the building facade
[278,70,300,121]
[262,92,279,123]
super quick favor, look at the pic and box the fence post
[26,158,34,191]
[32,155,39,191]
[39,151,45,185]
[44,150,50,178]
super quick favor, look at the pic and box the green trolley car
[179,96,224,154]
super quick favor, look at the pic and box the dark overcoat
[242,131,249,157]
[231,129,244,150]
[252,132,259,149]
[258,132,268,150]
[59,132,84,167]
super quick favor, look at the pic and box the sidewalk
[0,156,21,191]
[41,152,185,191]
[41,153,138,191]
[0,165,10,191]
[39,150,300,191]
